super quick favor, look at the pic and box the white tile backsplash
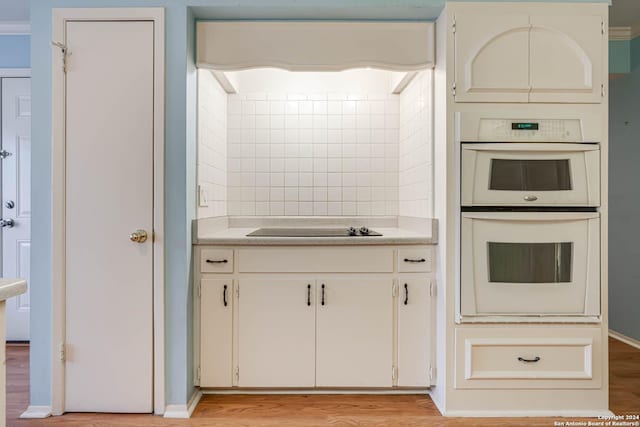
[398,71,433,218]
[198,69,434,219]
[227,89,400,216]
[197,70,228,218]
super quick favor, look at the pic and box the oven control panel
[476,119,583,142]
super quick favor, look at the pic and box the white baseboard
[444,409,614,418]
[20,406,52,419]
[609,329,640,350]
[201,389,430,395]
[163,390,202,419]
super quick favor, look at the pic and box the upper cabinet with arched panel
[454,14,531,103]
[453,6,606,104]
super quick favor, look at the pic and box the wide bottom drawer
[455,327,602,389]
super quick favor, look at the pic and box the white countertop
[193,216,437,246]
[0,278,27,302]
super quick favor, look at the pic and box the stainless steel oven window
[489,159,572,191]
[487,242,573,283]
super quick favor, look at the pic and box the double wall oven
[459,112,601,320]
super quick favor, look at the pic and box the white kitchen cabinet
[454,14,531,103]
[454,327,602,389]
[200,279,233,387]
[454,11,605,103]
[316,279,393,387]
[529,15,604,103]
[196,245,436,390]
[237,278,316,387]
[397,277,433,387]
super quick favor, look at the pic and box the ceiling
[0,1,636,30]
[0,0,29,22]
[610,0,640,28]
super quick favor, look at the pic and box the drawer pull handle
[524,195,538,202]
[404,283,409,305]
[206,259,228,264]
[321,284,325,306]
[307,284,311,306]
[223,284,228,307]
[404,258,426,263]
[517,356,541,363]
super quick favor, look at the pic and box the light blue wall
[631,36,640,71]
[609,36,640,342]
[0,35,30,68]
[610,40,631,74]
[30,0,612,410]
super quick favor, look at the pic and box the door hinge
[429,365,436,383]
[430,281,436,298]
[392,282,398,297]
[59,342,66,362]
[196,366,201,382]
[392,366,398,381]
[601,84,606,98]
[452,17,456,34]
[235,366,240,382]
[452,83,457,97]
[51,41,69,73]
[197,282,201,298]
[601,20,605,35]
[236,285,240,298]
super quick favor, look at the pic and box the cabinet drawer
[455,328,601,389]
[238,247,393,273]
[201,249,234,273]
[398,248,433,272]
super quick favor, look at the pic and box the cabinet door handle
[321,284,325,306]
[404,258,426,263]
[404,283,409,305]
[517,356,541,363]
[206,259,228,264]
[223,284,228,307]
[307,284,311,306]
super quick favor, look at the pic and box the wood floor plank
[5,336,639,426]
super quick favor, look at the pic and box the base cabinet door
[316,279,393,387]
[238,278,316,387]
[397,277,432,387]
[200,279,233,387]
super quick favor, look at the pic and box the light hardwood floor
[5,337,639,426]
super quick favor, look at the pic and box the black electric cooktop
[246,227,382,237]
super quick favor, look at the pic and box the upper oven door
[461,143,600,207]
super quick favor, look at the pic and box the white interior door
[1,77,31,341]
[64,20,154,412]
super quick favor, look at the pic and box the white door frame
[51,8,165,416]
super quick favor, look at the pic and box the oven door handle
[462,211,599,221]
[461,143,598,152]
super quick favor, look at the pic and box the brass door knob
[129,229,148,243]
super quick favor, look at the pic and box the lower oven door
[461,211,600,318]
